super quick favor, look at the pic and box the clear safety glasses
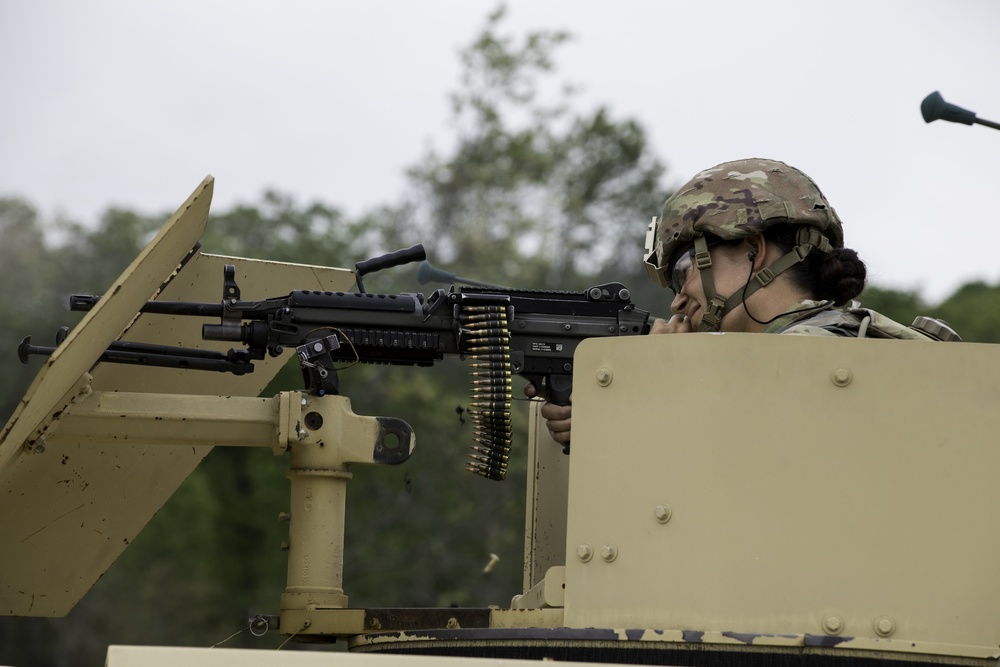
[669,246,697,294]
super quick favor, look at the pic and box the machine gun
[19,244,651,479]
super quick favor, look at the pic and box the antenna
[416,260,510,289]
[921,91,1000,131]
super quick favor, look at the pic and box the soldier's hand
[523,383,572,448]
[652,315,694,334]
[523,318,680,449]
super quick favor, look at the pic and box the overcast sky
[2,1,998,302]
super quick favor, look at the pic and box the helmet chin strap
[694,228,832,332]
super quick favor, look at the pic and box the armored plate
[563,333,1000,658]
[0,177,355,617]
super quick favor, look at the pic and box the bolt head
[822,615,843,635]
[831,368,853,387]
[654,504,672,523]
[600,544,618,562]
[874,616,895,637]
[576,544,593,562]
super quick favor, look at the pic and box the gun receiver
[20,246,651,478]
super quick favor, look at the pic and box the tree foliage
[0,9,669,665]
[4,7,998,667]
[402,5,665,291]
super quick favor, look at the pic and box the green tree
[859,285,929,329]
[335,5,670,608]
[1,7,673,665]
[399,5,666,292]
[933,281,1000,343]
[0,198,60,420]
[202,190,368,268]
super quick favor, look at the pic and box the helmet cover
[645,158,843,286]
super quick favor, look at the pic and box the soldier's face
[669,242,753,331]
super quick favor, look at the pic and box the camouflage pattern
[645,158,844,284]
[765,300,935,340]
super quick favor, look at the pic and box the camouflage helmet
[644,158,844,287]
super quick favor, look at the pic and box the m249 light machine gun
[20,244,650,480]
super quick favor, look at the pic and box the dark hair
[763,224,866,305]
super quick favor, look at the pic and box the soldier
[531,157,939,447]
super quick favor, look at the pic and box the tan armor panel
[0,178,355,617]
[563,333,1000,657]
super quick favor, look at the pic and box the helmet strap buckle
[699,296,727,332]
[694,235,725,332]
[795,227,832,256]
[753,267,776,288]
[695,249,713,271]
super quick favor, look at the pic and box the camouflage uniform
[644,158,844,333]
[642,158,950,340]
[765,300,935,340]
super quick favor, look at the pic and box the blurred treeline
[0,8,996,667]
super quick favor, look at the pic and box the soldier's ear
[745,236,766,269]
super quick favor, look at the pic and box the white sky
[2,0,998,302]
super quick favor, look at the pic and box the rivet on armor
[822,615,844,635]
[831,368,853,387]
[874,616,895,637]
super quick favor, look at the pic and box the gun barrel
[69,294,225,318]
